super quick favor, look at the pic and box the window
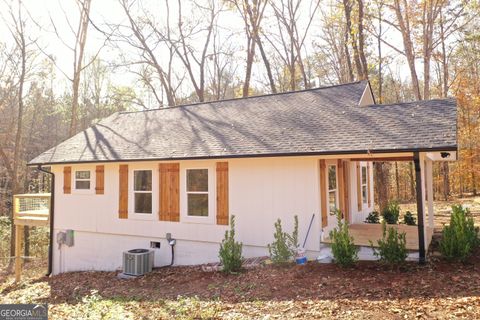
[328,165,337,214]
[134,170,152,214]
[186,169,208,217]
[75,170,91,190]
[361,166,368,204]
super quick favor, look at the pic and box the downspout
[37,165,55,276]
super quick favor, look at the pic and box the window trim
[128,165,158,220]
[132,169,153,215]
[361,165,368,205]
[327,164,338,215]
[180,162,215,224]
[186,168,209,218]
[72,168,95,194]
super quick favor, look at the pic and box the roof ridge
[119,80,366,115]
[373,97,455,107]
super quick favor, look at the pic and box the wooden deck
[323,223,434,250]
[13,193,51,282]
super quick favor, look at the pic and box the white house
[28,81,457,274]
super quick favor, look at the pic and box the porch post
[426,159,434,228]
[414,152,426,264]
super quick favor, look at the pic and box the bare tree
[114,0,178,106]
[390,0,422,100]
[357,0,368,80]
[229,0,268,97]
[315,5,355,84]
[0,0,38,266]
[268,0,320,90]
[158,0,222,102]
[43,0,94,135]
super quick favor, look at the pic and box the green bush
[219,215,243,273]
[268,215,298,264]
[403,211,416,226]
[365,211,380,224]
[382,201,400,224]
[440,205,479,262]
[371,222,408,265]
[330,210,358,267]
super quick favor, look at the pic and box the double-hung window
[134,170,153,214]
[186,169,209,217]
[328,165,337,214]
[361,166,368,205]
[75,170,91,190]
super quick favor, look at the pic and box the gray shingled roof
[29,81,457,165]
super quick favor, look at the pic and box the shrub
[329,210,358,267]
[382,201,400,224]
[268,215,298,264]
[403,211,416,226]
[440,205,479,262]
[371,222,408,265]
[365,211,380,224]
[219,215,243,273]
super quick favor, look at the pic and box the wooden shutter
[367,163,371,207]
[63,166,71,194]
[319,160,328,228]
[216,162,229,225]
[95,165,105,195]
[337,160,345,219]
[118,165,128,219]
[342,160,350,222]
[356,162,362,211]
[159,163,180,222]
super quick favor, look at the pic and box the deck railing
[13,193,50,227]
[13,193,51,282]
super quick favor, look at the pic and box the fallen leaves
[2,253,480,319]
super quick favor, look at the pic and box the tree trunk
[395,161,400,200]
[343,0,363,80]
[243,38,256,97]
[69,0,91,136]
[409,162,415,201]
[256,35,277,93]
[374,162,390,212]
[393,0,422,100]
[9,5,27,264]
[357,0,368,79]
[377,1,383,102]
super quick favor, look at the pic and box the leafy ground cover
[1,251,480,319]
[2,198,480,319]
[399,195,480,229]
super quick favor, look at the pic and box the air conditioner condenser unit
[122,249,154,276]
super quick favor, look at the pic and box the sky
[0,0,409,107]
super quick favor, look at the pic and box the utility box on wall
[57,229,75,247]
[65,229,74,246]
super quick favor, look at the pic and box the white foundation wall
[51,157,325,274]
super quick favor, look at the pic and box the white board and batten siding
[51,156,374,274]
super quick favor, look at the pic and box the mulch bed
[2,250,480,319]
[39,249,480,304]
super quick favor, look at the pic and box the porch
[318,151,457,262]
[322,223,434,251]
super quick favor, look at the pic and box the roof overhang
[29,146,458,167]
